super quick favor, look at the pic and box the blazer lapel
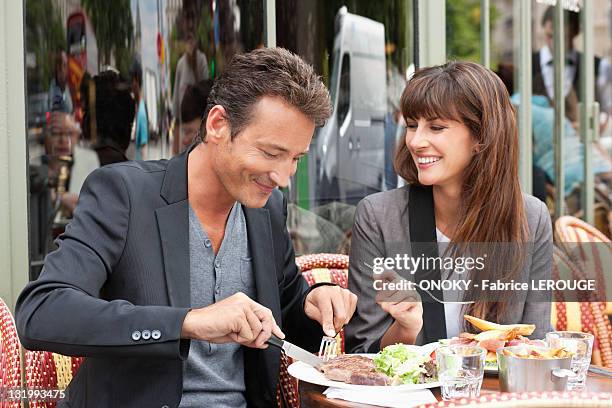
[408,185,447,342]
[156,201,190,308]
[156,147,191,308]
[243,206,281,323]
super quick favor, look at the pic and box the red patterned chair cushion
[0,297,21,408]
[24,351,84,407]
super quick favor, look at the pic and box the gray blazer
[345,185,553,353]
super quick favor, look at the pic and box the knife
[267,335,324,368]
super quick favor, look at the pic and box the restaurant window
[24,0,263,280]
[276,1,415,255]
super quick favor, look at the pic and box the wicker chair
[555,215,612,314]
[275,253,349,408]
[416,391,612,407]
[552,245,612,368]
[24,351,84,407]
[0,297,21,408]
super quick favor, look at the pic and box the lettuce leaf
[373,344,432,384]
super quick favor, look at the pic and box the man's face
[543,20,575,52]
[211,96,314,208]
[45,112,79,157]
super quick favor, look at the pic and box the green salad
[373,344,434,385]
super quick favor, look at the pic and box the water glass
[546,331,594,391]
[436,345,486,400]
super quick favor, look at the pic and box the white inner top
[436,227,463,339]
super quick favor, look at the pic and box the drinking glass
[546,331,594,391]
[436,345,486,400]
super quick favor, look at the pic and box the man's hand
[181,292,284,349]
[304,286,357,337]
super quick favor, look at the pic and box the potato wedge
[464,315,535,336]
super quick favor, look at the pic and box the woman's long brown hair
[394,61,528,325]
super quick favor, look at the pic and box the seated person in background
[45,110,98,217]
[16,47,357,408]
[48,49,73,114]
[82,69,135,166]
[346,61,553,353]
[179,80,213,152]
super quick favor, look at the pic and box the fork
[318,335,338,361]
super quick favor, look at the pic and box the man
[48,49,73,114]
[172,0,209,155]
[16,47,357,408]
[85,69,135,166]
[44,111,99,216]
[533,6,611,125]
[131,59,149,160]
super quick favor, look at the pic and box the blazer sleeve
[345,197,393,353]
[16,166,191,359]
[521,199,554,339]
[275,193,325,352]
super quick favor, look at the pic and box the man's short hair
[181,80,213,124]
[203,47,332,140]
[541,6,580,37]
[82,70,135,150]
[130,58,143,87]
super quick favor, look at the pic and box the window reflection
[26,0,263,279]
[277,1,414,255]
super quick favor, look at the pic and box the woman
[345,61,553,353]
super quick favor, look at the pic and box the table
[299,371,612,407]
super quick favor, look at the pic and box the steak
[318,355,390,386]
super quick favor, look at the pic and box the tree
[82,0,134,74]
[25,0,65,93]
[446,0,500,63]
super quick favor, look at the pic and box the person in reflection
[130,59,149,161]
[48,49,73,114]
[346,61,553,354]
[533,6,612,127]
[82,69,135,166]
[172,0,209,156]
[179,80,213,152]
[16,47,357,408]
[44,110,82,217]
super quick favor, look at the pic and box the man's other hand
[304,286,357,337]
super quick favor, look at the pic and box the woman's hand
[378,300,423,332]
[374,268,423,346]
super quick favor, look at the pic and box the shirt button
[151,330,161,340]
[204,239,212,248]
[131,331,141,341]
[141,330,151,340]
[214,259,221,268]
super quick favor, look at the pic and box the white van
[315,7,387,205]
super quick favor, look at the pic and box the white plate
[287,344,440,391]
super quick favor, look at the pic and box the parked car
[315,7,387,205]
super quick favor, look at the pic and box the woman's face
[405,117,477,189]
